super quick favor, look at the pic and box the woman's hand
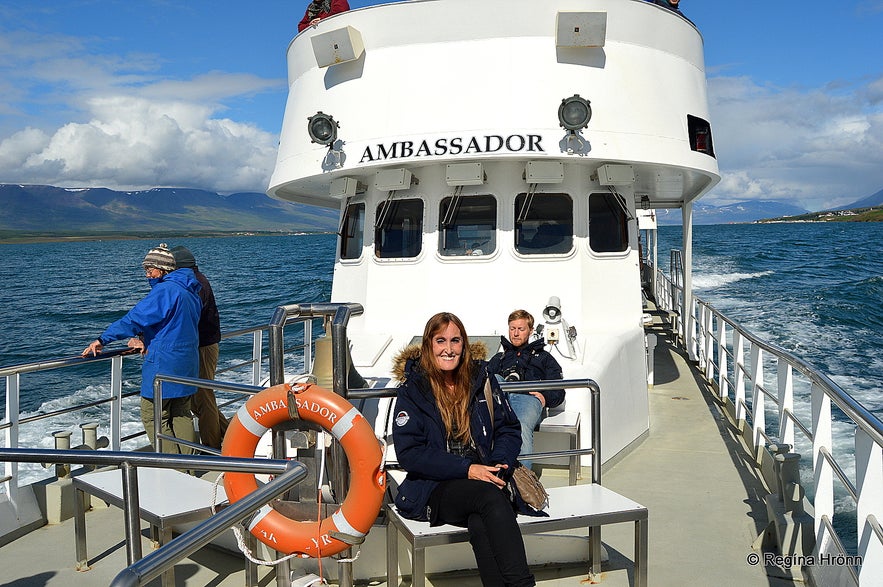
[468,463,508,488]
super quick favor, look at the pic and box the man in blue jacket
[82,243,202,454]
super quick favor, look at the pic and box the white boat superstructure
[268,0,719,463]
[3,1,882,587]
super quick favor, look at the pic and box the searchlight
[558,95,592,133]
[307,111,339,146]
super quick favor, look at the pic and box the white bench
[536,408,581,485]
[386,483,648,587]
[73,468,229,587]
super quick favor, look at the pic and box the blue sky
[1,1,881,211]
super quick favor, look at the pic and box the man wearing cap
[170,245,228,449]
[82,243,202,454]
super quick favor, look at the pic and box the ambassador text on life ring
[222,382,386,557]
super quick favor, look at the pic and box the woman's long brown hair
[419,312,475,444]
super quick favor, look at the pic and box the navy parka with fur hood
[391,343,522,523]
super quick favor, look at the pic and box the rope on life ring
[221,383,387,558]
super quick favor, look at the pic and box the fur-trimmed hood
[391,340,488,383]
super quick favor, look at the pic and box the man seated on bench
[392,312,536,587]
[488,309,564,471]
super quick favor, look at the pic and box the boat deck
[0,313,795,586]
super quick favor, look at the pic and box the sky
[1,1,881,211]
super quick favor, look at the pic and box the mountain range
[0,184,338,236]
[2,184,881,236]
[655,188,883,225]
[655,200,809,225]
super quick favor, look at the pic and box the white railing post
[109,355,124,451]
[734,330,747,423]
[812,381,834,544]
[304,319,313,374]
[3,374,21,499]
[778,362,794,447]
[646,333,657,387]
[750,345,766,454]
[717,320,728,401]
[704,307,715,381]
[855,428,883,584]
[251,331,263,387]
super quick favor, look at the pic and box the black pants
[428,479,535,587]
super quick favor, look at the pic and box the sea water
[656,222,883,412]
[0,234,337,483]
[1,225,881,495]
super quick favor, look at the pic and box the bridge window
[339,202,365,260]
[588,192,629,253]
[514,193,573,255]
[375,198,423,258]
[438,195,497,257]
[688,114,715,157]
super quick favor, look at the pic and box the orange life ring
[221,383,386,557]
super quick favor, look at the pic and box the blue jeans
[508,393,544,470]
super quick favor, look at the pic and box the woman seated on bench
[392,312,535,587]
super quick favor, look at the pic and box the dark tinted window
[339,202,364,260]
[439,195,497,256]
[374,199,423,258]
[687,114,715,157]
[589,192,629,253]
[514,193,573,255]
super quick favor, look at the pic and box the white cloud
[0,29,284,193]
[707,74,883,210]
[1,95,279,192]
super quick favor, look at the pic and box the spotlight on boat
[543,296,563,324]
[558,95,592,133]
[307,111,338,146]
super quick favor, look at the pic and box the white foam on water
[693,270,774,291]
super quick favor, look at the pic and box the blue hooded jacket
[391,344,522,522]
[98,268,202,398]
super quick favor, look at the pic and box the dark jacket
[98,268,201,398]
[391,344,522,522]
[191,268,221,347]
[487,337,565,410]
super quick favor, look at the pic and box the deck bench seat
[386,483,647,587]
[536,408,581,484]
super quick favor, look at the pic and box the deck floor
[0,313,796,586]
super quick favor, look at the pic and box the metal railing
[1,296,606,587]
[0,445,306,587]
[654,265,883,585]
[1,309,325,498]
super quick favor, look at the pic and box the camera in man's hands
[502,367,522,382]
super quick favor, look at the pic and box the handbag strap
[483,377,494,433]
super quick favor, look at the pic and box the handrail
[653,265,883,579]
[1,309,330,494]
[698,298,883,447]
[150,374,266,452]
[0,347,138,377]
[110,462,308,587]
[0,446,305,587]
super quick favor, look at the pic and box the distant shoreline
[0,231,334,245]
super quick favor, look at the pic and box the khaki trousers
[191,343,230,449]
[140,395,197,455]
